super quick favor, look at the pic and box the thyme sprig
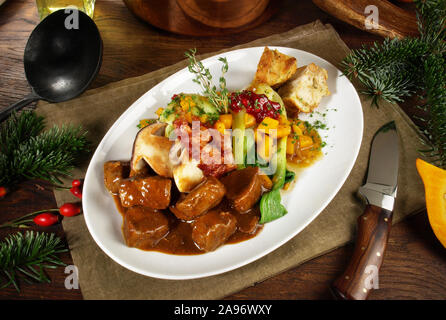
[185,48,229,113]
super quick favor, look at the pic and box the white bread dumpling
[278,63,330,113]
[252,47,297,89]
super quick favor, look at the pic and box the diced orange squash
[180,100,189,112]
[245,113,257,128]
[155,108,164,117]
[180,95,195,112]
[256,131,271,160]
[286,136,296,154]
[200,114,208,123]
[292,124,303,136]
[219,114,233,129]
[279,114,290,126]
[259,173,273,190]
[214,120,226,135]
[276,125,291,138]
[299,135,313,149]
[258,117,279,133]
[138,119,156,129]
[254,127,264,141]
[185,112,193,124]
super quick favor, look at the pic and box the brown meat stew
[104,161,265,255]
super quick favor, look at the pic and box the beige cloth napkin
[36,21,426,299]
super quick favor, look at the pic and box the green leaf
[259,189,288,224]
[284,169,295,184]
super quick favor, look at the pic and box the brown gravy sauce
[113,196,263,255]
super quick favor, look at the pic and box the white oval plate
[83,47,363,280]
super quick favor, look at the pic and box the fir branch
[359,64,419,105]
[341,37,429,104]
[416,0,446,47]
[0,111,44,156]
[0,111,90,187]
[419,53,446,167]
[341,37,428,81]
[185,48,229,113]
[340,0,446,168]
[0,231,67,292]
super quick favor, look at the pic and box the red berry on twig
[0,186,8,198]
[72,179,82,187]
[70,186,82,199]
[33,213,59,227]
[59,203,81,217]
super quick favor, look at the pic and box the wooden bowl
[123,0,277,36]
[176,0,270,29]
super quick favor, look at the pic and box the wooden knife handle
[331,204,393,300]
[311,0,418,39]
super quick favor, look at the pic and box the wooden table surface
[1,0,445,300]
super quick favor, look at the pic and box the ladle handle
[0,93,40,123]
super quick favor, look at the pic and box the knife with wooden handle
[311,0,419,39]
[331,121,399,300]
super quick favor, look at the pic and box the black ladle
[0,9,102,122]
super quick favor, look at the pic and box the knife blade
[331,121,399,300]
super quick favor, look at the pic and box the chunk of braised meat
[103,161,130,194]
[170,177,226,220]
[198,163,237,179]
[233,210,260,234]
[221,166,263,212]
[191,209,237,252]
[123,207,170,248]
[129,162,153,178]
[119,176,171,209]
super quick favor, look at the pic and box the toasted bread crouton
[252,47,297,88]
[278,63,330,113]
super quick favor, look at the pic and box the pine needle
[0,111,44,155]
[0,231,67,292]
[420,53,446,167]
[340,0,446,168]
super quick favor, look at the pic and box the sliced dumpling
[278,63,330,113]
[252,47,297,88]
